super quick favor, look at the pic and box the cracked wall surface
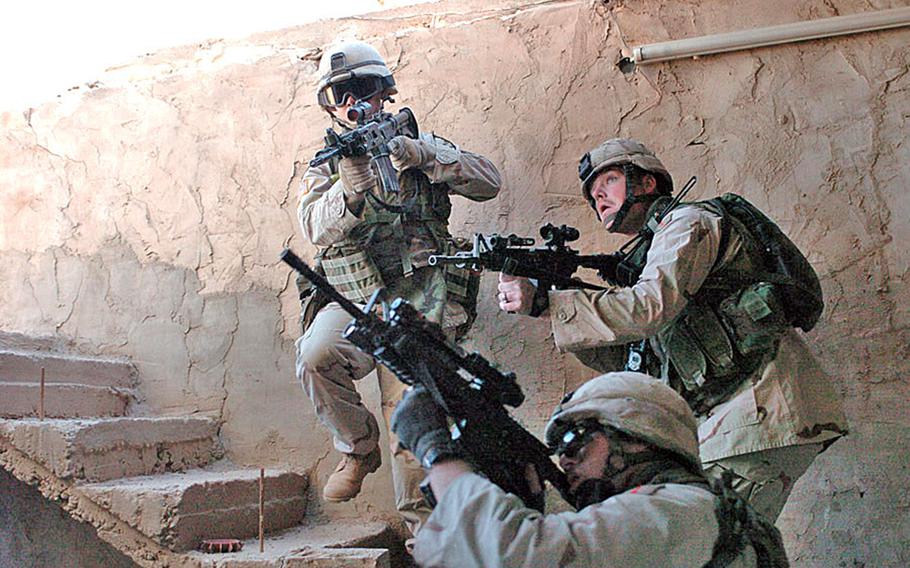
[1,0,908,565]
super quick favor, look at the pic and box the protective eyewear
[552,421,603,459]
[318,76,384,108]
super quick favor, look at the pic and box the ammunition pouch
[719,282,790,356]
[319,246,386,304]
[307,165,477,335]
[616,194,823,412]
[660,281,789,412]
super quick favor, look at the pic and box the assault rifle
[309,102,418,195]
[428,222,621,291]
[428,177,700,291]
[280,248,569,511]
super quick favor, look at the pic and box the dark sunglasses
[552,421,603,459]
[318,76,384,108]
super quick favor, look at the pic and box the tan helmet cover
[580,138,673,205]
[316,41,397,99]
[545,372,700,468]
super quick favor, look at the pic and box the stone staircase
[0,350,135,419]
[0,342,397,568]
[0,417,218,481]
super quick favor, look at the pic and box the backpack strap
[703,471,790,568]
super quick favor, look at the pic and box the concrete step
[0,381,132,419]
[0,416,219,482]
[0,350,137,388]
[182,516,397,567]
[81,466,309,552]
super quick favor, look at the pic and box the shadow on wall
[778,422,910,567]
[0,468,136,567]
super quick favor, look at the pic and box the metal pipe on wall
[629,7,910,66]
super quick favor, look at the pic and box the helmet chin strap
[606,164,663,233]
[600,211,618,229]
[571,478,618,510]
[330,113,354,131]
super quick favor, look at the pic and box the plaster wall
[0,0,907,565]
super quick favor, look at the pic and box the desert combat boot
[323,446,382,502]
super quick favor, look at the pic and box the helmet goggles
[318,76,386,108]
[550,419,604,459]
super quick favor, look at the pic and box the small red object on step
[200,539,244,553]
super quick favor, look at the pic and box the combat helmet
[316,41,397,108]
[577,138,674,231]
[545,372,700,470]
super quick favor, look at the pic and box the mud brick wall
[1,1,907,565]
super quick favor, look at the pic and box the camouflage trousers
[295,267,454,536]
[703,442,824,521]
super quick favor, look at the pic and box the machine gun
[428,222,621,291]
[309,102,418,195]
[280,249,569,511]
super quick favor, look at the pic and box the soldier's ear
[642,173,658,194]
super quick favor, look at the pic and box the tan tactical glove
[338,155,376,199]
[388,135,435,171]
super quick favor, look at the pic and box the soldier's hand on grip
[388,135,433,171]
[391,386,458,468]
[498,273,537,315]
[338,155,376,198]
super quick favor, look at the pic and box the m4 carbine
[309,102,418,195]
[428,177,700,293]
[280,249,569,511]
[428,223,622,291]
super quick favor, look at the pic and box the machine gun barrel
[309,144,343,168]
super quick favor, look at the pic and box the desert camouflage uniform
[546,204,847,520]
[414,471,760,568]
[296,131,500,534]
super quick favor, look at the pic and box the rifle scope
[540,223,580,247]
[346,100,374,123]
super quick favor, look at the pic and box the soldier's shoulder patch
[431,132,459,165]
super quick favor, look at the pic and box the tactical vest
[314,166,479,326]
[624,196,822,413]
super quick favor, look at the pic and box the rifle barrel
[309,147,341,168]
[427,254,471,266]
